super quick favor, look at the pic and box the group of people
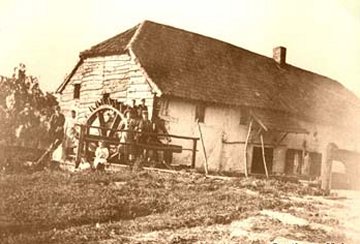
[26,98,171,171]
[93,99,171,170]
[48,105,79,162]
[11,104,66,149]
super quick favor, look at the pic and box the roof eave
[56,59,83,94]
[127,48,162,97]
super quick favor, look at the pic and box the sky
[1,0,360,96]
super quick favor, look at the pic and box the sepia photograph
[0,0,359,243]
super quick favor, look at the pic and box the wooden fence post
[321,143,337,194]
[260,133,269,178]
[75,124,84,167]
[191,139,198,168]
[197,121,208,176]
[243,119,253,178]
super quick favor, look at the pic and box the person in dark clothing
[137,110,152,159]
[16,103,35,146]
[138,98,148,115]
[130,99,139,119]
[148,114,172,164]
[138,110,152,142]
[118,110,138,163]
[49,105,65,148]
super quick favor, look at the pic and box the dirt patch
[0,168,346,243]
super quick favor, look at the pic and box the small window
[73,84,81,99]
[103,93,110,100]
[240,107,250,125]
[160,98,169,116]
[195,103,205,123]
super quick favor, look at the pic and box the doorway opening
[251,147,273,174]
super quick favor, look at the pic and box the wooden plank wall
[59,54,154,121]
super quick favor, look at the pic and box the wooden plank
[243,119,253,178]
[81,77,102,83]
[197,121,208,175]
[260,133,269,178]
[128,83,151,91]
[84,135,182,152]
[127,91,153,99]
[110,90,127,97]
[75,125,85,167]
[81,124,199,140]
[129,76,147,83]
[321,143,338,194]
[77,87,104,94]
[103,68,129,75]
[191,139,197,168]
[60,96,77,103]
[103,74,129,80]
[108,116,122,137]
[102,55,130,62]
[136,142,182,153]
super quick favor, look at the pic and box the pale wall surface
[59,54,154,122]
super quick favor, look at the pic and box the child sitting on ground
[93,140,109,171]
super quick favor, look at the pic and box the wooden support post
[83,125,89,160]
[197,121,208,175]
[260,133,269,178]
[321,143,337,194]
[75,124,85,168]
[191,139,198,168]
[243,119,253,178]
[35,139,59,165]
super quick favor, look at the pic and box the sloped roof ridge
[78,19,348,90]
[79,23,140,59]
[138,20,275,62]
[126,20,147,50]
[135,20,354,92]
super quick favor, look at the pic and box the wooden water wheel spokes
[83,99,129,162]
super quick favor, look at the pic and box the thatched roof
[57,20,360,130]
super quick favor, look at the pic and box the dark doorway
[285,149,303,175]
[309,152,322,177]
[251,147,273,174]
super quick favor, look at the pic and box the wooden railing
[75,124,199,168]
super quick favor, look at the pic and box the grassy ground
[0,166,351,244]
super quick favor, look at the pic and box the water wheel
[82,98,129,162]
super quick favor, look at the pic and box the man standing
[49,105,65,148]
[63,110,78,160]
[131,99,138,119]
[137,110,152,160]
[118,110,137,164]
[138,98,148,114]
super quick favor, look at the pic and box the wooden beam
[108,115,122,138]
[260,133,269,178]
[191,139,198,168]
[197,120,208,176]
[243,119,253,178]
[250,111,268,132]
[75,124,85,168]
[321,143,338,194]
[255,127,262,138]
[80,124,200,141]
[97,111,107,136]
[275,132,288,147]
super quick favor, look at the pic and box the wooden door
[251,147,273,174]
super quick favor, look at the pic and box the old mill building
[56,20,360,185]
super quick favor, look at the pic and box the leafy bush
[0,64,57,147]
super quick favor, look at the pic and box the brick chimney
[273,46,286,65]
